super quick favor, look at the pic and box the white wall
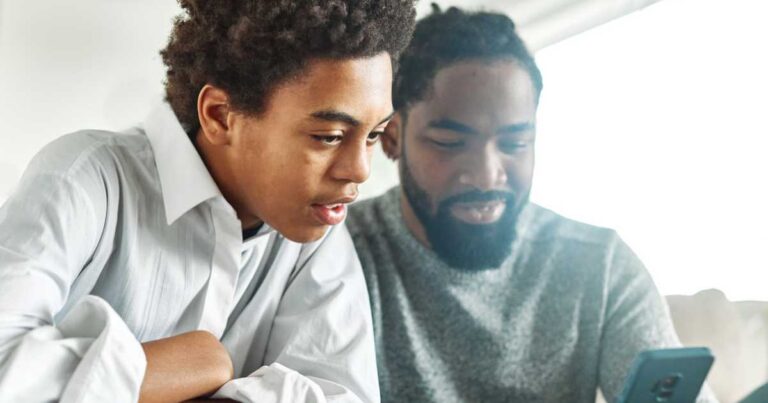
[531,0,768,300]
[0,0,181,200]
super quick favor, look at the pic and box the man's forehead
[410,63,537,132]
[430,60,536,104]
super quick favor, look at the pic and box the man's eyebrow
[497,122,535,134]
[310,110,361,127]
[427,119,477,135]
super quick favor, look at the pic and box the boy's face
[199,53,394,243]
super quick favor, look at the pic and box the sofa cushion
[666,289,768,402]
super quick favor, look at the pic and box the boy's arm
[0,148,148,401]
[0,139,232,402]
[140,331,233,403]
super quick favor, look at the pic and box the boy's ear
[382,112,404,161]
[196,84,232,146]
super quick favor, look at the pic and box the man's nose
[458,144,508,191]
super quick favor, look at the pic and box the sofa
[667,289,768,402]
[597,289,768,403]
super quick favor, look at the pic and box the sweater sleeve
[597,235,718,402]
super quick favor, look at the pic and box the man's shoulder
[523,203,622,249]
[346,188,399,238]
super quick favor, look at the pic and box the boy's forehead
[290,55,393,91]
[264,55,394,121]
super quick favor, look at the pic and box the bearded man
[346,6,716,403]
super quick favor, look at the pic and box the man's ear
[196,84,232,146]
[382,112,404,161]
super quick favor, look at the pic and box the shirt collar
[142,102,222,225]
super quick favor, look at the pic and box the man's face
[398,60,537,270]
[208,54,394,243]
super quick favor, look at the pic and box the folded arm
[140,330,234,403]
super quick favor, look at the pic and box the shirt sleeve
[598,235,718,402]
[212,224,380,403]
[0,137,146,403]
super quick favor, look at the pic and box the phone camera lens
[662,374,682,387]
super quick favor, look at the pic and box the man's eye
[312,135,343,145]
[498,140,531,153]
[429,139,464,149]
[367,131,383,144]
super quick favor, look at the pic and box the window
[532,0,768,299]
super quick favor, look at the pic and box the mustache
[440,190,516,207]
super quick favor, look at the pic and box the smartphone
[616,347,715,403]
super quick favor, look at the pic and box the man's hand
[139,330,234,403]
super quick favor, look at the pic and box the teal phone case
[616,347,715,403]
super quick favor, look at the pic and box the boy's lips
[310,195,356,226]
[311,204,347,225]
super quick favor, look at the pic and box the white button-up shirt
[0,103,379,403]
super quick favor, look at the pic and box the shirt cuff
[212,362,328,403]
[0,296,146,403]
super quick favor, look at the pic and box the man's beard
[400,156,528,271]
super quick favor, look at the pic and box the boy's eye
[367,131,383,143]
[312,135,343,145]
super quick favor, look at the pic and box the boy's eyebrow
[310,110,361,127]
[309,110,396,127]
[378,111,396,126]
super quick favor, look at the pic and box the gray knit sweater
[347,187,716,403]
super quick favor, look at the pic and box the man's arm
[597,235,718,402]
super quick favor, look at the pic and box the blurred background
[2,0,765,300]
[1,0,767,400]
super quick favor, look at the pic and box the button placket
[198,198,242,338]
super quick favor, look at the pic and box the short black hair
[393,4,542,112]
[161,0,417,138]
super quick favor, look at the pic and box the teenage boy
[0,1,415,402]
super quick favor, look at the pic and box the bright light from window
[532,0,768,300]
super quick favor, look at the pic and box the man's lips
[449,200,506,224]
[310,195,357,226]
